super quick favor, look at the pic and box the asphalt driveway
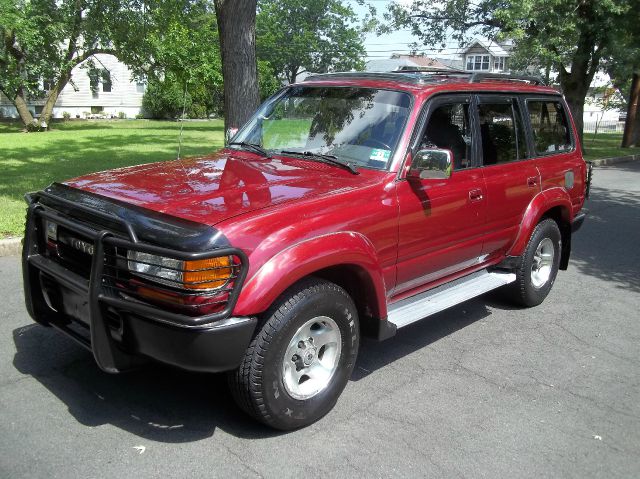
[1,162,639,478]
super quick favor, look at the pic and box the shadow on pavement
[12,324,280,442]
[570,184,640,293]
[12,296,505,440]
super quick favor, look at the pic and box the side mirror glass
[407,149,453,180]
[225,127,239,146]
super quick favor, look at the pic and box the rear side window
[527,100,572,155]
[478,100,527,165]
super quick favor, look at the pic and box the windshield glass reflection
[233,86,412,170]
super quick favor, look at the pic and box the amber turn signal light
[183,256,233,290]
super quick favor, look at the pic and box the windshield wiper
[228,141,271,158]
[278,150,359,175]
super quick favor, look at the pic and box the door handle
[527,176,538,187]
[469,189,483,202]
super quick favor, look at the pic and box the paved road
[1,162,639,478]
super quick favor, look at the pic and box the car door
[394,95,487,295]
[478,95,541,258]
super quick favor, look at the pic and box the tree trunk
[556,4,602,150]
[11,89,37,130]
[39,72,71,129]
[214,0,260,132]
[622,72,640,147]
[563,84,588,145]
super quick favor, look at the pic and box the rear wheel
[228,278,359,430]
[510,218,561,307]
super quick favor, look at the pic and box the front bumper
[23,192,255,374]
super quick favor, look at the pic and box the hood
[64,149,383,226]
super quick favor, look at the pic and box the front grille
[50,226,95,278]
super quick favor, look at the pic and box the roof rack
[302,71,547,87]
[303,72,436,85]
[469,73,546,85]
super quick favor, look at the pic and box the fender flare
[508,188,573,257]
[233,231,388,319]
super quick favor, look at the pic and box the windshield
[232,86,412,170]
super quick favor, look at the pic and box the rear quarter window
[526,99,573,155]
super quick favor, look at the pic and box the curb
[590,154,640,167]
[0,237,22,257]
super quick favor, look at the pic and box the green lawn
[583,132,640,161]
[0,119,224,237]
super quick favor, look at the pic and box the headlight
[127,251,233,291]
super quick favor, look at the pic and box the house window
[90,75,99,99]
[466,55,490,71]
[102,70,112,92]
[494,57,506,71]
[136,82,146,93]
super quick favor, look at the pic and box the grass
[0,119,224,237]
[583,132,640,161]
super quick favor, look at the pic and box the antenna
[177,81,188,160]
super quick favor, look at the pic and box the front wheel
[228,278,359,430]
[509,218,562,307]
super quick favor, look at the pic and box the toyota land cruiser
[23,72,591,430]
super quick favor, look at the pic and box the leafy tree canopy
[385,0,635,141]
[257,0,367,84]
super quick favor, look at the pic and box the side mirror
[407,149,453,180]
[225,127,239,146]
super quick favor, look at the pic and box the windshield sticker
[369,148,391,163]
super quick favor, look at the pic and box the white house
[462,39,513,73]
[0,54,144,119]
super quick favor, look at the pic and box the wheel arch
[508,188,573,270]
[233,232,388,330]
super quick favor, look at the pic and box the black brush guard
[23,189,257,373]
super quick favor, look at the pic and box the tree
[257,0,366,84]
[602,0,640,147]
[130,5,224,119]
[386,0,634,143]
[0,0,142,130]
[214,0,260,132]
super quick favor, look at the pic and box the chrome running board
[387,269,516,329]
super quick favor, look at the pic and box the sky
[346,0,467,62]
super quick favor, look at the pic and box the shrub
[135,113,144,119]
[188,104,207,119]
[62,111,71,121]
[118,111,126,119]
[142,80,190,119]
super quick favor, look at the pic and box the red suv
[22,72,590,430]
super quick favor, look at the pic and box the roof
[366,55,457,73]
[463,39,512,57]
[304,71,547,86]
[300,71,559,96]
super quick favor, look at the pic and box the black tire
[228,277,359,430]
[509,218,562,307]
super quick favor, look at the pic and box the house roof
[366,55,458,73]
[463,39,512,57]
